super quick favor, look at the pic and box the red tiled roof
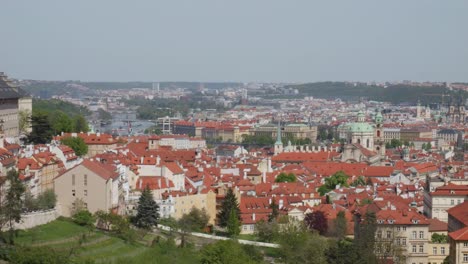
[81,159,119,180]
[449,226,468,241]
[447,201,468,226]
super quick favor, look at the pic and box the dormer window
[388,219,394,224]
[377,219,384,224]
[412,219,419,224]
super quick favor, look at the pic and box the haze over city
[1,0,468,82]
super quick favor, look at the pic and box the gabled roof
[81,159,119,180]
[447,201,468,226]
[449,226,468,241]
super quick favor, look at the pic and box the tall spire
[275,120,282,144]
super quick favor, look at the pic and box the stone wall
[14,209,59,230]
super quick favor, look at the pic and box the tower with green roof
[274,121,283,155]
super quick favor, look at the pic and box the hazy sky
[1,0,467,82]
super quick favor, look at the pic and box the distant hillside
[21,80,242,98]
[288,82,467,104]
[33,99,91,117]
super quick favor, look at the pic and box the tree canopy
[275,172,297,183]
[217,188,240,228]
[61,136,88,156]
[318,171,349,196]
[133,185,159,229]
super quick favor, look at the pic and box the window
[72,189,76,196]
[396,238,401,245]
[419,245,423,253]
[72,174,75,186]
[433,247,437,255]
[412,245,417,253]
[84,190,88,196]
[441,247,445,255]
[377,231,382,238]
[396,226,401,231]
[403,226,407,231]
[412,231,417,239]
[463,254,468,262]
[451,200,454,205]
[464,242,468,247]
[387,231,392,239]
[419,231,424,239]
[402,238,406,245]
[84,174,87,186]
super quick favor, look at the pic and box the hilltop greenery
[286,82,467,104]
[33,99,91,117]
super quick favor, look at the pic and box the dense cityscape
[0,71,466,263]
[1,1,467,264]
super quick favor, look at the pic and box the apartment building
[424,184,468,222]
[54,159,125,216]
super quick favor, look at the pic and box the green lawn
[16,219,90,244]
[14,219,154,263]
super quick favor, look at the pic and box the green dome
[347,122,374,133]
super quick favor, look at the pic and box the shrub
[73,210,94,227]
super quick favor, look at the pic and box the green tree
[61,136,88,156]
[227,209,241,237]
[318,171,349,196]
[36,189,57,210]
[431,233,448,243]
[326,238,360,264]
[278,222,328,264]
[49,111,73,134]
[275,172,297,183]
[353,211,378,264]
[73,115,89,133]
[217,188,240,227]
[333,211,347,239]
[178,207,210,233]
[0,170,26,244]
[268,199,279,222]
[28,111,54,144]
[200,240,260,264]
[254,219,279,242]
[351,176,366,187]
[73,210,94,227]
[133,185,159,229]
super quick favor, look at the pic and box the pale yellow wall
[54,165,112,217]
[172,191,217,225]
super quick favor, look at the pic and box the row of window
[72,189,87,196]
[432,246,447,255]
[71,174,88,186]
[411,244,424,253]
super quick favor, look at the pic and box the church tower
[416,100,422,119]
[374,109,385,156]
[274,121,283,155]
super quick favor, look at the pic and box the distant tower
[274,121,283,155]
[374,109,385,156]
[357,110,365,122]
[416,100,422,119]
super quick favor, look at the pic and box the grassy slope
[16,219,152,263]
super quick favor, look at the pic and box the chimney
[156,155,161,165]
[243,171,247,180]
[139,179,142,189]
[165,177,169,188]
[158,178,162,189]
[262,171,266,183]
[140,156,144,164]
[279,199,284,209]
[252,213,256,221]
